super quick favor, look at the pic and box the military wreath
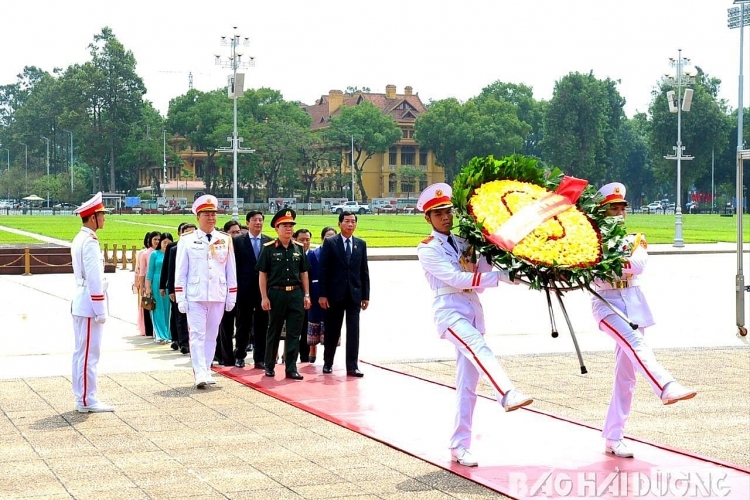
[452,155,628,291]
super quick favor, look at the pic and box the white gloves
[497,269,512,284]
[178,301,187,314]
[225,302,235,312]
[94,315,106,324]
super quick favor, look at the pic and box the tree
[542,71,626,186]
[397,166,426,198]
[476,81,545,157]
[345,86,371,96]
[415,94,529,183]
[83,27,146,192]
[167,89,230,193]
[414,98,470,184]
[325,101,401,202]
[612,114,653,206]
[299,134,337,203]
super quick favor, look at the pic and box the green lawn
[0,213,748,248]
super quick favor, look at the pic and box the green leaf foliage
[453,154,628,291]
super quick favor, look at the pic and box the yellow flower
[469,180,601,267]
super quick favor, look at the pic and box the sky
[1,0,747,119]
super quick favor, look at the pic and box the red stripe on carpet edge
[360,360,750,475]
[212,362,750,484]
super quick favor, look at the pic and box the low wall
[0,244,116,275]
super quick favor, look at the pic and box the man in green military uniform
[256,209,311,380]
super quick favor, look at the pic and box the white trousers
[443,319,515,450]
[599,314,675,441]
[72,315,103,407]
[186,301,224,383]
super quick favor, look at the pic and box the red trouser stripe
[83,318,91,406]
[601,319,663,392]
[446,327,506,397]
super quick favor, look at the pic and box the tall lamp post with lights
[728,0,750,342]
[662,49,695,248]
[215,27,255,221]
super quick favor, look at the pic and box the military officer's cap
[271,208,296,228]
[417,183,453,214]
[192,194,218,214]
[74,192,107,218]
[597,182,628,206]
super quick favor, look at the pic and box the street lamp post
[351,135,356,202]
[61,129,74,192]
[729,1,750,340]
[162,129,167,199]
[19,143,28,194]
[215,27,255,221]
[662,49,695,248]
[0,147,8,200]
[41,136,50,207]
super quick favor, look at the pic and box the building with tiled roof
[302,84,444,201]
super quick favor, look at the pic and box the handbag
[141,295,156,311]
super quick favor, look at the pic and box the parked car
[378,204,397,214]
[329,200,371,214]
[646,202,663,213]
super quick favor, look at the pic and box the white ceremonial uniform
[70,226,108,407]
[591,233,675,441]
[175,228,237,385]
[417,230,515,450]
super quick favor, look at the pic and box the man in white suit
[70,192,113,413]
[175,195,237,388]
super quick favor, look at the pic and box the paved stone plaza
[0,246,748,499]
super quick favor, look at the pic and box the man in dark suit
[232,210,273,368]
[318,211,370,377]
[162,222,195,354]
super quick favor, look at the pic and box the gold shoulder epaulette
[263,240,276,247]
[182,228,195,235]
[421,235,434,244]
[292,240,303,246]
[217,230,228,236]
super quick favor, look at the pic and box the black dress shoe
[234,359,245,368]
[286,372,304,380]
[309,356,316,363]
[264,369,275,377]
[170,342,179,351]
[253,362,266,370]
[347,369,364,378]
[322,365,332,374]
[180,346,189,355]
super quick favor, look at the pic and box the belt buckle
[462,289,471,293]
[614,280,629,289]
[285,285,294,291]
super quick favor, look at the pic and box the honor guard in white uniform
[416,183,533,468]
[593,182,696,458]
[70,192,114,413]
[175,195,238,388]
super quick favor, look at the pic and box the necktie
[252,237,260,259]
[206,233,212,242]
[447,235,458,253]
[345,238,352,262]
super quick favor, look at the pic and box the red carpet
[213,362,750,499]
